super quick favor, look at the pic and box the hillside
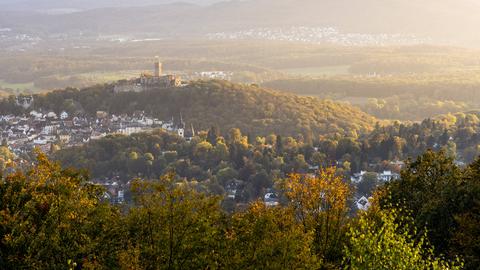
[0,80,377,138]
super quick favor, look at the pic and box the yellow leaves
[3,233,13,243]
[284,168,351,228]
[250,200,268,215]
[282,168,352,261]
[79,197,95,208]
[68,212,77,220]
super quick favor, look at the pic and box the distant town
[207,26,431,46]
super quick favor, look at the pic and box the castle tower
[154,56,162,77]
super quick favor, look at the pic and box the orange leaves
[284,168,351,228]
[283,168,352,262]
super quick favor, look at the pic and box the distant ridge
[2,0,480,46]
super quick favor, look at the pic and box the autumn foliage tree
[283,168,351,265]
[226,202,320,269]
[0,153,475,269]
[120,173,226,270]
[0,152,120,269]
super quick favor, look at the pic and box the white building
[378,171,400,182]
[46,112,58,119]
[60,111,69,120]
[351,171,367,183]
[356,196,371,211]
[264,192,279,207]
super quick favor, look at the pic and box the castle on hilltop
[114,57,182,93]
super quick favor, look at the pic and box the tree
[207,126,220,146]
[344,208,462,270]
[0,152,120,269]
[310,152,327,167]
[443,141,457,159]
[356,172,379,196]
[212,141,229,163]
[216,167,238,186]
[383,150,462,255]
[292,154,309,173]
[450,158,480,269]
[283,168,351,264]
[226,202,320,269]
[122,173,225,269]
[193,141,213,167]
[0,146,14,171]
[382,150,480,269]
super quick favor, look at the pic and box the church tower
[154,56,162,77]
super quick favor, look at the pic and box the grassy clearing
[75,70,143,82]
[0,80,37,91]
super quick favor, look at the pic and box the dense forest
[264,74,480,120]
[50,110,480,201]
[0,150,477,269]
[56,108,480,180]
[0,80,376,138]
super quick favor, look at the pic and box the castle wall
[114,84,143,93]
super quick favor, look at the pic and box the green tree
[226,202,320,269]
[383,150,462,255]
[356,172,379,196]
[344,209,462,270]
[207,126,220,146]
[121,173,225,269]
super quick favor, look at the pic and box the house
[117,190,125,203]
[356,196,371,211]
[225,180,242,200]
[264,192,279,207]
[57,131,71,143]
[29,110,43,119]
[60,111,69,120]
[96,111,108,119]
[308,165,319,173]
[352,170,400,183]
[41,125,57,135]
[46,112,57,119]
[378,171,400,182]
[351,171,367,183]
[389,160,405,169]
[33,136,48,145]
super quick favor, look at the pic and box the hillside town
[0,109,193,156]
[0,102,404,208]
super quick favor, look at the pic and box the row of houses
[1,110,193,157]
[350,170,401,184]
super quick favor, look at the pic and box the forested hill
[0,80,376,138]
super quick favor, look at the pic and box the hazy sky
[0,0,226,10]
